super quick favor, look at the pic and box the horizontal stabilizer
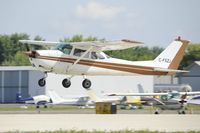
[153,68,189,73]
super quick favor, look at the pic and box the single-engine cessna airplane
[108,91,200,114]
[19,37,189,89]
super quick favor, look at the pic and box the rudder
[153,37,189,70]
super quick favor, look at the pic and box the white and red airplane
[19,37,189,89]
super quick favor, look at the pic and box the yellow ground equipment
[96,102,117,114]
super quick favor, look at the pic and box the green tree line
[0,33,199,69]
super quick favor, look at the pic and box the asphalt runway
[0,114,200,132]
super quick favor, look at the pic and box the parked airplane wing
[107,92,168,96]
[19,39,143,51]
[188,95,200,105]
[179,91,200,95]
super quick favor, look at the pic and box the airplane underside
[30,57,158,89]
[154,104,186,114]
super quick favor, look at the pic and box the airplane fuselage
[27,50,167,76]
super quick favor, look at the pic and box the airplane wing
[19,39,143,51]
[70,39,143,51]
[107,92,168,96]
[19,40,63,46]
[187,100,200,105]
[179,91,200,96]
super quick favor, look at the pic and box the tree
[2,51,30,66]
[105,46,163,61]
[180,44,200,69]
[60,35,98,42]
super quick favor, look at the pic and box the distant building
[46,73,154,99]
[0,66,154,103]
[0,66,45,103]
[177,61,200,91]
[154,75,178,85]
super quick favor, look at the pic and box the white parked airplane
[16,93,51,108]
[19,37,189,89]
[108,91,200,114]
[48,90,90,106]
[87,90,122,103]
[16,91,91,108]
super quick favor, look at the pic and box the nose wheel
[82,79,91,89]
[38,72,47,87]
[38,78,46,87]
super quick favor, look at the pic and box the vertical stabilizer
[87,90,102,102]
[48,90,64,103]
[16,92,22,103]
[153,37,189,70]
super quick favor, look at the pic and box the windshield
[52,44,72,55]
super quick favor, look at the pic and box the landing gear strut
[82,79,91,89]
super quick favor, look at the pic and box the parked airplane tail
[16,93,34,103]
[16,92,23,103]
[48,90,63,103]
[87,90,102,102]
[153,37,189,70]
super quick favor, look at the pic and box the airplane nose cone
[24,51,39,58]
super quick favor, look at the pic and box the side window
[96,52,105,59]
[91,52,97,59]
[62,45,72,55]
[73,48,89,58]
[91,52,105,59]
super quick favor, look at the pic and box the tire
[154,111,159,114]
[82,79,91,89]
[38,78,46,87]
[62,78,71,88]
[182,111,186,114]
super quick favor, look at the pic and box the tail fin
[87,90,102,102]
[138,84,144,93]
[153,37,189,70]
[16,92,22,103]
[48,90,64,103]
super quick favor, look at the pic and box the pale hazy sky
[0,0,199,47]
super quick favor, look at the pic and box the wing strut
[66,46,93,73]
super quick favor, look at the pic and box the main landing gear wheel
[154,111,159,114]
[62,78,71,88]
[178,110,186,114]
[38,78,46,87]
[82,79,91,89]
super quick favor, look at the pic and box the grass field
[0,104,200,113]
[4,130,200,133]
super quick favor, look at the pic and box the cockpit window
[91,52,97,59]
[73,49,107,59]
[73,48,89,58]
[53,44,72,55]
